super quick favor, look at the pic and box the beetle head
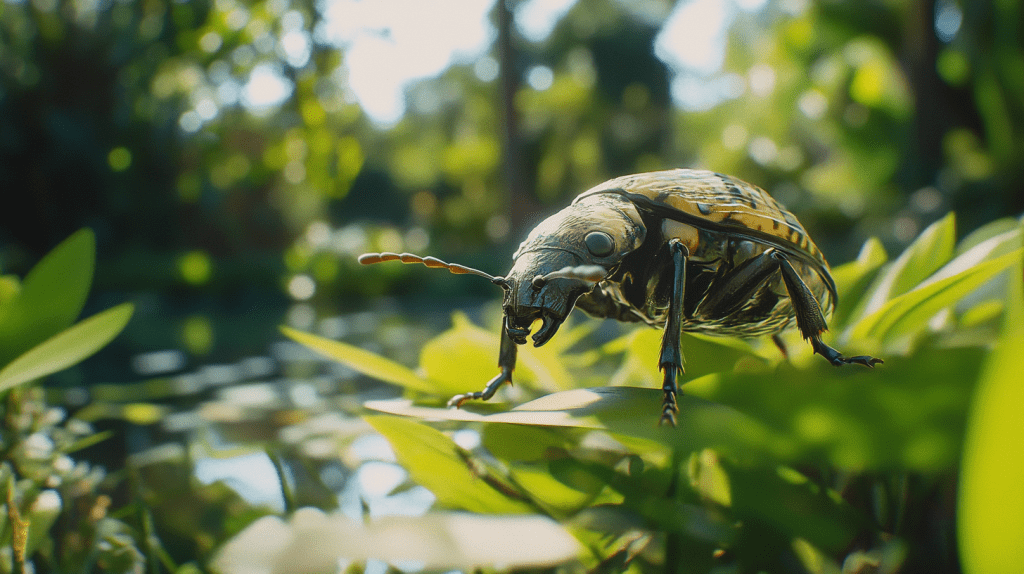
[358,193,645,349]
[498,193,646,347]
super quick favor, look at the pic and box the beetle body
[361,168,880,425]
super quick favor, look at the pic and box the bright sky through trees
[311,0,770,125]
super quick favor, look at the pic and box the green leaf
[953,217,1021,257]
[958,251,1024,574]
[828,237,887,329]
[508,461,605,515]
[418,314,506,397]
[66,430,115,453]
[367,387,792,463]
[846,247,1022,347]
[701,346,985,470]
[728,464,865,553]
[280,326,433,393]
[364,415,535,514]
[419,313,575,398]
[481,424,576,463]
[0,303,134,393]
[0,229,96,367]
[609,329,768,390]
[844,213,955,333]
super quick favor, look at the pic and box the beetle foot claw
[812,339,883,369]
[447,368,513,409]
[839,355,884,368]
[659,409,677,427]
[446,393,477,409]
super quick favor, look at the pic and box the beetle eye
[584,231,615,257]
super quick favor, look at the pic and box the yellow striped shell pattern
[573,168,837,337]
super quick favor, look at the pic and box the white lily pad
[211,508,580,573]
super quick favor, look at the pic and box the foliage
[3,0,1023,314]
[3,0,1024,572]
[0,230,137,573]
[0,230,134,393]
[957,246,1024,574]
[277,215,1022,572]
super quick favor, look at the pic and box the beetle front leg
[773,252,882,368]
[659,239,689,426]
[447,326,518,408]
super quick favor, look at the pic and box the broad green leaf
[543,319,598,354]
[419,313,574,398]
[509,461,605,515]
[846,247,1022,346]
[418,313,505,397]
[280,326,433,393]
[845,213,955,331]
[702,346,984,470]
[0,303,134,393]
[958,256,1024,574]
[609,329,768,390]
[482,424,577,462]
[828,237,887,329]
[211,508,580,573]
[364,415,535,514]
[367,387,792,463]
[728,464,865,553]
[830,237,888,299]
[0,229,96,367]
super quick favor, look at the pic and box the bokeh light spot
[242,63,293,112]
[199,31,222,53]
[526,65,554,91]
[182,315,215,355]
[108,146,132,172]
[288,274,316,300]
[179,250,213,285]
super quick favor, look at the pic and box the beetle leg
[659,239,689,426]
[447,326,518,408]
[693,250,780,320]
[773,252,883,368]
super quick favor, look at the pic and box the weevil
[360,169,881,425]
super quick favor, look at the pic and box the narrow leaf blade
[828,237,887,329]
[280,326,433,393]
[0,229,96,367]
[845,213,955,331]
[848,247,1022,345]
[0,303,134,392]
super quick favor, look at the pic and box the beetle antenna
[358,252,503,283]
[531,265,607,288]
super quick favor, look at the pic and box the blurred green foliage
[0,230,139,573]
[2,0,1021,315]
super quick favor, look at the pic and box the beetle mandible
[359,168,882,425]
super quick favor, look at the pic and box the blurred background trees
[3,0,1020,358]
